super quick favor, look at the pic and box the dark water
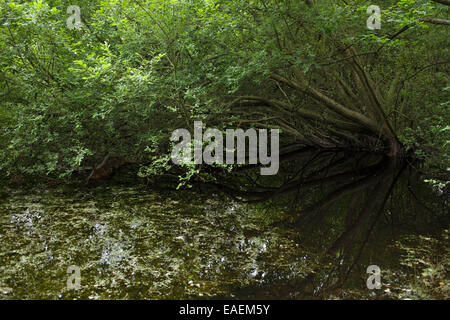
[0,150,448,299]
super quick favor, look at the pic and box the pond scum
[0,166,448,300]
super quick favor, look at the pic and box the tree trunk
[387,137,404,158]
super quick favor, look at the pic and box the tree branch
[422,18,450,26]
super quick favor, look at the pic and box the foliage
[0,0,448,183]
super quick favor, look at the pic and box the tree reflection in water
[207,149,448,299]
[0,149,447,299]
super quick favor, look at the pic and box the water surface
[0,151,448,299]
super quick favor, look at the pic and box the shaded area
[0,151,448,299]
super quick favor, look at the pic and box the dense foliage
[0,0,448,184]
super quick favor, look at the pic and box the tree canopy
[0,0,448,183]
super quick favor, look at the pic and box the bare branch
[422,18,450,25]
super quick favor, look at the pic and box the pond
[0,150,448,299]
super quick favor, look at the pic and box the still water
[0,150,448,299]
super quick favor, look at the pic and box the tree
[0,0,448,182]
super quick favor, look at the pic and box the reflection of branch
[297,170,383,223]
[233,146,316,173]
[339,162,405,284]
[407,185,435,214]
[218,153,384,204]
[327,160,404,255]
